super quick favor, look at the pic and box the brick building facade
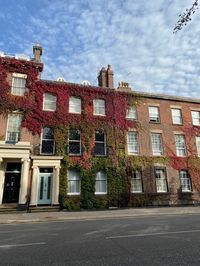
[0,44,200,210]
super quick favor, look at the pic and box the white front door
[38,173,53,205]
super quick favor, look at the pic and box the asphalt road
[1,213,200,266]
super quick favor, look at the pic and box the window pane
[95,181,106,193]
[68,170,80,194]
[41,140,55,154]
[95,131,104,142]
[179,170,191,192]
[12,77,26,96]
[69,129,80,140]
[196,136,200,156]
[69,142,81,154]
[149,106,160,123]
[126,106,137,120]
[43,93,57,111]
[69,129,81,155]
[95,171,107,193]
[43,127,54,139]
[131,171,142,192]
[41,127,55,154]
[175,135,186,156]
[6,114,22,142]
[151,133,163,155]
[94,143,106,155]
[171,109,182,124]
[192,111,200,126]
[93,99,105,115]
[155,169,167,192]
[69,97,81,113]
[127,132,138,154]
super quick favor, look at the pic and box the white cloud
[1,0,200,97]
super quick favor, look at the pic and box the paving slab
[0,206,200,224]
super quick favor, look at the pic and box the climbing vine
[2,56,196,209]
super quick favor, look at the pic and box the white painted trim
[12,73,27,79]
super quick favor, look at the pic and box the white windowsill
[93,113,106,116]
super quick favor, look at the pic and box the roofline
[39,79,200,104]
[130,90,200,104]
[39,79,116,92]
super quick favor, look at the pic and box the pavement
[1,206,200,224]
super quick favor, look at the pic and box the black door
[2,163,21,204]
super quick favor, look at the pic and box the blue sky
[0,0,200,97]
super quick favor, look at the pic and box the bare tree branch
[173,0,199,33]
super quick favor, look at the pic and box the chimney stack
[117,81,132,92]
[98,67,107,87]
[107,64,113,88]
[33,42,42,62]
[98,65,114,88]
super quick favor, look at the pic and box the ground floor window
[155,168,168,192]
[131,170,143,193]
[95,171,107,194]
[67,169,81,195]
[179,170,192,192]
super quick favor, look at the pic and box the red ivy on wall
[0,57,137,135]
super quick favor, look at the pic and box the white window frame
[171,108,182,125]
[126,106,137,120]
[155,168,168,193]
[94,131,107,156]
[151,133,163,156]
[127,132,139,155]
[93,99,105,116]
[6,113,22,143]
[191,111,200,126]
[43,93,57,111]
[11,73,27,96]
[175,134,186,157]
[149,106,160,123]
[67,169,81,195]
[95,171,107,195]
[68,129,81,155]
[179,170,192,192]
[69,96,82,114]
[131,170,143,193]
[196,136,200,156]
[40,127,55,155]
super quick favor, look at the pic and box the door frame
[37,170,53,205]
[2,162,22,204]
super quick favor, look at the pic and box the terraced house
[0,44,200,211]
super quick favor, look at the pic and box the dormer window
[43,93,57,111]
[11,73,27,96]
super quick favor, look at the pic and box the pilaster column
[19,159,30,205]
[30,166,39,206]
[0,158,4,205]
[52,166,60,205]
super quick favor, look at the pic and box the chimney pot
[117,81,132,92]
